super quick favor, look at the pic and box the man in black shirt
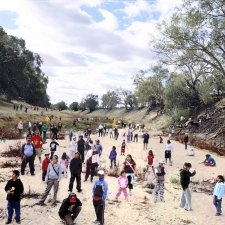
[77,136,85,163]
[58,193,82,225]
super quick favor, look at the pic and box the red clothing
[42,158,50,171]
[147,155,154,165]
[32,135,43,148]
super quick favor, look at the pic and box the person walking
[98,124,104,137]
[121,140,127,156]
[17,121,23,134]
[36,155,62,206]
[58,193,82,225]
[184,133,189,150]
[115,171,128,201]
[70,137,77,158]
[122,154,137,196]
[92,170,108,225]
[96,140,103,157]
[165,140,173,166]
[180,162,196,211]
[109,146,117,169]
[77,136,85,163]
[41,122,48,143]
[68,152,82,193]
[153,160,166,203]
[21,135,36,176]
[213,175,225,216]
[60,152,70,177]
[31,130,43,164]
[5,170,24,224]
[50,138,59,159]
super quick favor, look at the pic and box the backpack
[94,184,104,197]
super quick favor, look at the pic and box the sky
[0,0,182,104]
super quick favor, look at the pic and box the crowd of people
[3,122,225,225]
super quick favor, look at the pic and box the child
[203,154,216,166]
[50,138,59,159]
[109,146,117,169]
[187,148,195,156]
[146,150,155,176]
[121,140,127,156]
[5,170,24,224]
[42,153,51,181]
[213,175,225,216]
[115,171,128,201]
[153,160,166,203]
[159,135,163,143]
[60,152,70,177]
[69,130,74,141]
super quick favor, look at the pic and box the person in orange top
[42,153,51,181]
[32,130,43,163]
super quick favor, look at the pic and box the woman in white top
[165,140,173,165]
[17,121,23,134]
[70,137,77,158]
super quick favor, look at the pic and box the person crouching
[58,193,82,225]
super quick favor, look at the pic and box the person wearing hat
[180,162,196,211]
[5,170,24,224]
[68,151,82,193]
[41,153,51,181]
[92,170,108,225]
[21,134,36,176]
[153,159,166,203]
[58,193,82,225]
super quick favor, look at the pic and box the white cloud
[0,0,182,104]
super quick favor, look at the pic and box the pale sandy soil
[0,129,225,225]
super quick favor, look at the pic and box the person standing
[213,175,225,216]
[37,155,62,206]
[143,131,150,150]
[92,170,108,225]
[58,193,82,225]
[98,124,104,137]
[41,122,48,143]
[122,154,137,196]
[184,133,189,150]
[68,152,82,193]
[58,121,63,133]
[77,136,85,163]
[21,135,36,176]
[165,140,173,166]
[32,130,43,164]
[84,145,100,182]
[109,146,117,169]
[180,162,196,211]
[153,160,166,203]
[96,140,103,157]
[115,171,128,201]
[42,153,50,182]
[70,137,77,158]
[109,127,113,139]
[5,170,24,224]
[17,121,23,134]
[50,138,59,159]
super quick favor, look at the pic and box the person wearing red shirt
[42,153,50,181]
[32,130,43,163]
[146,150,155,176]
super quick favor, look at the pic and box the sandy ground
[0,129,225,225]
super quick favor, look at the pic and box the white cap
[159,159,165,164]
[98,170,104,175]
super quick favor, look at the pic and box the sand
[0,128,225,225]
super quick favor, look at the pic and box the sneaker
[16,221,21,224]
[51,202,57,207]
[215,213,221,216]
[93,220,99,224]
[77,189,83,193]
[31,173,35,176]
[5,220,12,224]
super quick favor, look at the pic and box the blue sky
[0,0,182,104]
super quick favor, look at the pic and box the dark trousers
[42,171,47,181]
[127,175,133,189]
[184,142,188,150]
[63,206,82,225]
[85,163,98,181]
[110,159,116,168]
[99,129,103,137]
[78,150,84,163]
[133,136,138,142]
[213,196,222,214]
[21,156,35,175]
[7,201,20,222]
[68,173,81,192]
[50,151,55,159]
[93,200,105,225]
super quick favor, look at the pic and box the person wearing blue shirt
[92,170,108,225]
[213,175,225,216]
[204,154,216,166]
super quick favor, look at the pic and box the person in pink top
[115,171,128,201]
[60,152,70,178]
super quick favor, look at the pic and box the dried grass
[1,142,22,157]
[0,127,23,140]
[0,160,20,168]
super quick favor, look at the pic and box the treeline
[57,0,225,122]
[0,27,49,107]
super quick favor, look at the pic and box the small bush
[170,177,180,185]
[0,127,23,140]
[0,161,20,168]
[1,142,22,157]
